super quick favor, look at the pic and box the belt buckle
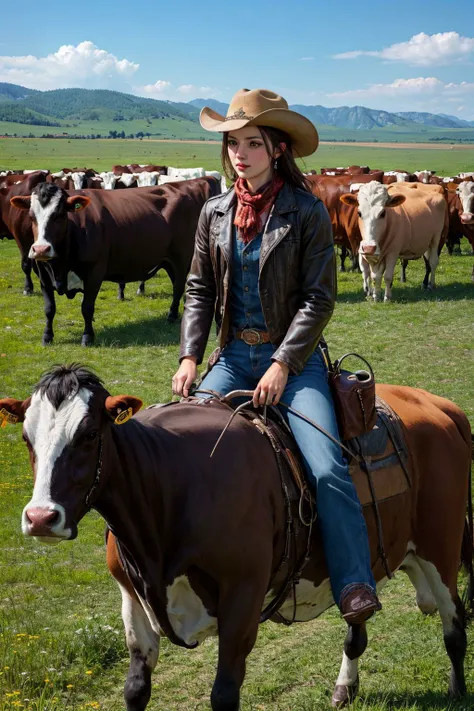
[241,328,262,346]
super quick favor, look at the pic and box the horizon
[2,1,474,120]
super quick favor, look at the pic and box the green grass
[0,230,473,710]
[2,119,474,144]
[1,137,474,175]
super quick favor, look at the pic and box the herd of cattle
[0,162,473,345]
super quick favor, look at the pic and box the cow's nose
[24,507,60,535]
[32,243,52,259]
[461,213,474,224]
[361,245,376,255]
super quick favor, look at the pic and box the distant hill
[0,83,473,142]
[396,111,474,129]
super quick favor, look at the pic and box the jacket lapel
[213,188,236,265]
[260,183,299,272]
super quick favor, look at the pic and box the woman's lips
[236,164,249,169]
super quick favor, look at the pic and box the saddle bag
[327,352,377,440]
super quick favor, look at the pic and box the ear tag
[114,407,133,425]
[75,203,82,210]
[0,407,19,427]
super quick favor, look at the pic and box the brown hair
[221,126,311,192]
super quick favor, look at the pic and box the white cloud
[328,77,474,100]
[299,57,315,61]
[0,41,139,90]
[326,77,474,119]
[333,32,474,66]
[136,81,220,101]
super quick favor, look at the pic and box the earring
[274,159,278,170]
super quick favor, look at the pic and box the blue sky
[2,0,474,118]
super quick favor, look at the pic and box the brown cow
[341,181,447,300]
[0,171,48,294]
[307,173,384,271]
[10,177,221,345]
[2,363,473,710]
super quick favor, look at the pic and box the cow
[445,181,474,256]
[0,171,48,294]
[136,171,160,187]
[307,173,384,271]
[10,177,221,345]
[340,181,447,301]
[167,166,206,180]
[2,363,473,710]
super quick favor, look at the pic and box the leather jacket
[179,181,336,375]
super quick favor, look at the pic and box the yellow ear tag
[0,407,19,427]
[114,407,133,425]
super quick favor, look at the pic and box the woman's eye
[228,140,237,146]
[250,142,262,148]
[85,430,98,442]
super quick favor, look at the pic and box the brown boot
[340,585,381,625]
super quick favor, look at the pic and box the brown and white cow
[1,363,473,710]
[341,181,447,301]
[10,177,221,345]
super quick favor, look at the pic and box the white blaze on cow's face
[71,172,85,190]
[457,181,474,224]
[22,388,92,542]
[100,172,119,190]
[28,190,63,259]
[353,182,406,256]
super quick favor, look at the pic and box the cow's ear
[445,182,458,192]
[0,397,31,427]
[387,194,406,208]
[66,196,90,212]
[10,196,31,211]
[340,193,358,206]
[105,395,143,425]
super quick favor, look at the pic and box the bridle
[85,434,104,509]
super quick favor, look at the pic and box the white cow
[118,173,138,188]
[205,171,227,192]
[99,172,119,190]
[167,166,206,180]
[414,170,436,184]
[71,172,86,190]
[158,175,186,185]
[456,181,474,225]
[137,171,160,187]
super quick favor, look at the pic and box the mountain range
[0,83,473,135]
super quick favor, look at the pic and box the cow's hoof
[81,335,94,347]
[117,295,124,301]
[383,296,391,303]
[23,289,33,296]
[136,288,145,296]
[339,266,346,273]
[42,336,53,346]
[331,677,359,708]
[167,314,178,324]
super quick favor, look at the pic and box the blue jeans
[199,339,376,605]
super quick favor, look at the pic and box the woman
[172,88,380,624]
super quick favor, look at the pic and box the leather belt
[235,328,271,346]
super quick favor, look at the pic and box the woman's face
[227,126,276,187]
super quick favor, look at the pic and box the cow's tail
[460,434,474,619]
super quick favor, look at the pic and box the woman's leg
[198,342,258,397]
[279,349,378,616]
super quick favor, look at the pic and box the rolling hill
[0,83,473,142]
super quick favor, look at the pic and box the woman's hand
[172,357,198,398]
[253,361,290,408]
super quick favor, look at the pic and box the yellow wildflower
[67,684,74,689]
[85,670,93,675]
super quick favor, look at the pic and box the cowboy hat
[199,88,319,157]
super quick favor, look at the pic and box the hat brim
[199,106,319,158]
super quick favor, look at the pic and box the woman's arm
[271,200,336,375]
[179,202,217,365]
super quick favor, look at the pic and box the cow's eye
[85,430,98,442]
[357,211,362,217]
[380,210,386,218]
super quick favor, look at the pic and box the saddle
[146,391,411,626]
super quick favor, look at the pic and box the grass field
[1,120,474,144]
[0,211,473,711]
[2,137,474,176]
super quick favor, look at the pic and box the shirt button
[243,265,248,271]
[244,286,249,292]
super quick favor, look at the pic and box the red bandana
[234,175,284,243]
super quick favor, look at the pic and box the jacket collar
[213,182,299,266]
[214,181,299,216]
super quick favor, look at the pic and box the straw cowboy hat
[199,88,319,157]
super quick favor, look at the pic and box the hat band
[225,107,255,121]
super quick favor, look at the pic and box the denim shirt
[229,226,267,331]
